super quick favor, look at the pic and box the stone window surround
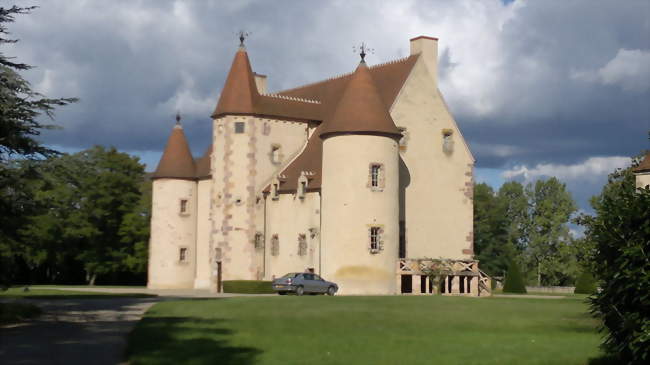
[368,225,385,254]
[178,247,189,263]
[297,234,307,256]
[271,234,280,256]
[269,143,284,165]
[442,128,454,154]
[179,198,190,216]
[367,163,385,192]
[254,232,264,249]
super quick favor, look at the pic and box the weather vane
[237,30,251,47]
[353,42,374,62]
[175,111,181,124]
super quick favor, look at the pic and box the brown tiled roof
[195,144,213,179]
[212,47,321,121]
[278,55,418,122]
[634,151,650,173]
[212,47,259,116]
[277,128,323,193]
[153,124,196,179]
[319,61,401,139]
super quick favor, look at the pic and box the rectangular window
[180,199,188,213]
[235,122,245,133]
[179,247,188,262]
[370,164,380,187]
[370,227,380,252]
[271,144,281,164]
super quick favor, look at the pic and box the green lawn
[126,295,606,365]
[0,287,155,299]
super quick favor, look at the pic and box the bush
[574,271,598,294]
[580,178,650,363]
[223,280,274,294]
[503,260,527,294]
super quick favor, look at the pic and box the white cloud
[572,48,650,92]
[502,156,630,182]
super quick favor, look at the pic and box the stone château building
[148,36,490,295]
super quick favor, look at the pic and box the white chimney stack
[254,73,268,94]
[410,36,438,84]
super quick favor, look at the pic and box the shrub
[574,271,598,294]
[503,260,527,294]
[579,176,650,363]
[223,280,274,294]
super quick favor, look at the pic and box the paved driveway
[0,297,158,365]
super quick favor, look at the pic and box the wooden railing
[396,258,491,297]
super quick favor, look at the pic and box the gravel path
[0,297,158,365]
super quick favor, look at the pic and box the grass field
[0,287,155,299]
[126,295,605,365]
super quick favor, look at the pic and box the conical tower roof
[319,61,401,139]
[212,46,259,117]
[152,122,196,179]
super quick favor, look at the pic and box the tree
[577,156,649,363]
[18,146,147,285]
[0,5,76,286]
[497,181,529,253]
[502,259,527,294]
[525,178,577,286]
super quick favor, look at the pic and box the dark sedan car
[272,273,338,296]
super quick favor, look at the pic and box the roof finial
[353,42,374,63]
[237,30,251,47]
[175,111,181,125]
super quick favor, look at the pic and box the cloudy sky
[6,0,650,213]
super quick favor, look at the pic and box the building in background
[147,36,490,295]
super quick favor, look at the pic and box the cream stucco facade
[148,36,484,295]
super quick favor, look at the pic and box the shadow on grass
[20,294,157,300]
[587,355,622,365]
[126,317,261,365]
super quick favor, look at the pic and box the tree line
[473,177,578,287]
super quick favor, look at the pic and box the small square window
[270,144,282,164]
[235,122,245,133]
[180,199,188,214]
[179,247,188,262]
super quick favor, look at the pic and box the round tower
[148,116,198,289]
[320,60,402,295]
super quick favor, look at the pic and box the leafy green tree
[577,156,649,363]
[502,259,527,294]
[0,5,76,286]
[525,178,577,286]
[473,183,508,276]
[18,146,147,284]
[497,181,529,252]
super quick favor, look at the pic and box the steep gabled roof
[278,55,418,122]
[634,151,650,173]
[277,128,323,193]
[319,61,401,139]
[153,123,195,179]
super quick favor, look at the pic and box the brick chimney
[410,36,438,84]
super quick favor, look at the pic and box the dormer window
[272,182,279,200]
[297,172,308,200]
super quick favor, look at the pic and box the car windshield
[280,273,299,279]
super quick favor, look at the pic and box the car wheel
[278,291,286,295]
[296,286,304,296]
[327,286,336,296]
